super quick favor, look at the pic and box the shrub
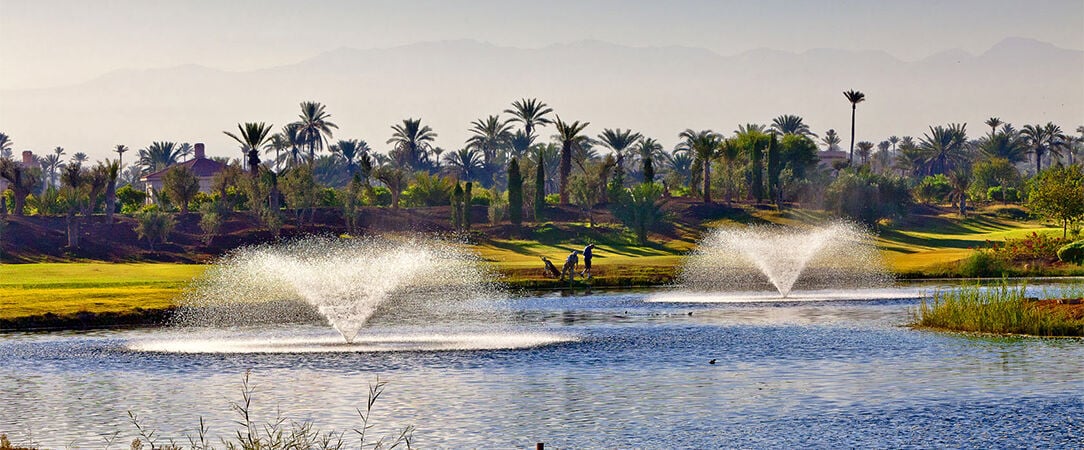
[401,173,453,207]
[545,193,560,205]
[609,182,667,245]
[959,250,1006,277]
[825,171,911,225]
[198,201,224,245]
[914,174,952,204]
[1057,240,1084,265]
[366,186,392,207]
[984,231,1068,264]
[134,209,175,250]
[488,189,508,224]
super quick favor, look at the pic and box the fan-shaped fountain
[672,222,895,300]
[132,235,571,353]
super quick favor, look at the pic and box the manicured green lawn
[0,263,206,319]
[877,213,1063,273]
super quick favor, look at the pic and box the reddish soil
[0,197,723,263]
[1034,299,1084,320]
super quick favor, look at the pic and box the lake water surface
[2,288,1083,448]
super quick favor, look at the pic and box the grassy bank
[913,284,1084,337]
[0,263,205,328]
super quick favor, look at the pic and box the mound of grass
[0,263,205,320]
[913,283,1084,337]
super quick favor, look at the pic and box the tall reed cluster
[915,283,1084,336]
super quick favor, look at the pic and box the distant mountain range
[1,37,1080,160]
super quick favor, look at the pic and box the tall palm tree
[918,123,969,175]
[276,123,306,169]
[223,122,274,177]
[598,128,643,184]
[388,118,438,172]
[634,137,663,183]
[0,133,12,159]
[443,147,486,182]
[947,166,972,217]
[856,141,875,167]
[553,116,590,205]
[292,101,338,164]
[771,114,817,137]
[680,129,722,203]
[72,152,89,165]
[978,128,1027,163]
[40,153,62,191]
[821,129,842,152]
[330,139,372,178]
[264,133,289,172]
[843,90,866,165]
[114,145,129,168]
[1021,122,1069,173]
[466,115,514,165]
[177,142,193,162]
[505,98,554,140]
[138,141,181,174]
[985,117,1002,135]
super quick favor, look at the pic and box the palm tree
[72,152,89,165]
[918,123,969,175]
[947,166,972,217]
[292,101,338,164]
[0,133,12,159]
[0,156,39,215]
[223,122,274,177]
[177,142,193,162]
[1021,122,1069,173]
[264,133,289,172]
[553,117,591,205]
[843,90,866,165]
[821,129,842,152]
[504,98,554,140]
[330,139,372,178]
[138,141,182,174]
[114,145,129,167]
[466,115,514,165]
[275,123,306,169]
[680,129,722,203]
[387,118,438,171]
[856,141,875,167]
[771,114,817,137]
[598,128,643,186]
[40,153,62,191]
[717,139,741,204]
[978,128,1027,163]
[634,137,663,183]
[664,148,694,189]
[985,117,1003,135]
[444,147,486,182]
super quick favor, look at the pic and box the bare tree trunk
[559,143,572,205]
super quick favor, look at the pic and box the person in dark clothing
[580,244,595,279]
[561,250,580,281]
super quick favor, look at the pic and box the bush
[914,174,952,204]
[959,250,1006,277]
[134,209,175,250]
[198,201,224,245]
[488,189,508,224]
[984,231,1068,263]
[825,171,911,225]
[987,186,1019,203]
[1058,240,1084,265]
[367,186,392,207]
[544,193,560,205]
[400,173,453,207]
[609,182,667,245]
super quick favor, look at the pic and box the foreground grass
[914,284,1084,337]
[0,263,205,319]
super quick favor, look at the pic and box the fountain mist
[173,235,501,342]
[679,222,892,297]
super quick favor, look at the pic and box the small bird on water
[709,359,717,364]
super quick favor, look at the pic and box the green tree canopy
[1028,165,1084,238]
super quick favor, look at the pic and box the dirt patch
[1034,298,1084,320]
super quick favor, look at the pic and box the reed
[914,283,1084,337]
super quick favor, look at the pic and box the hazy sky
[2,0,1082,90]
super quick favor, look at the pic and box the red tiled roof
[140,158,226,181]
